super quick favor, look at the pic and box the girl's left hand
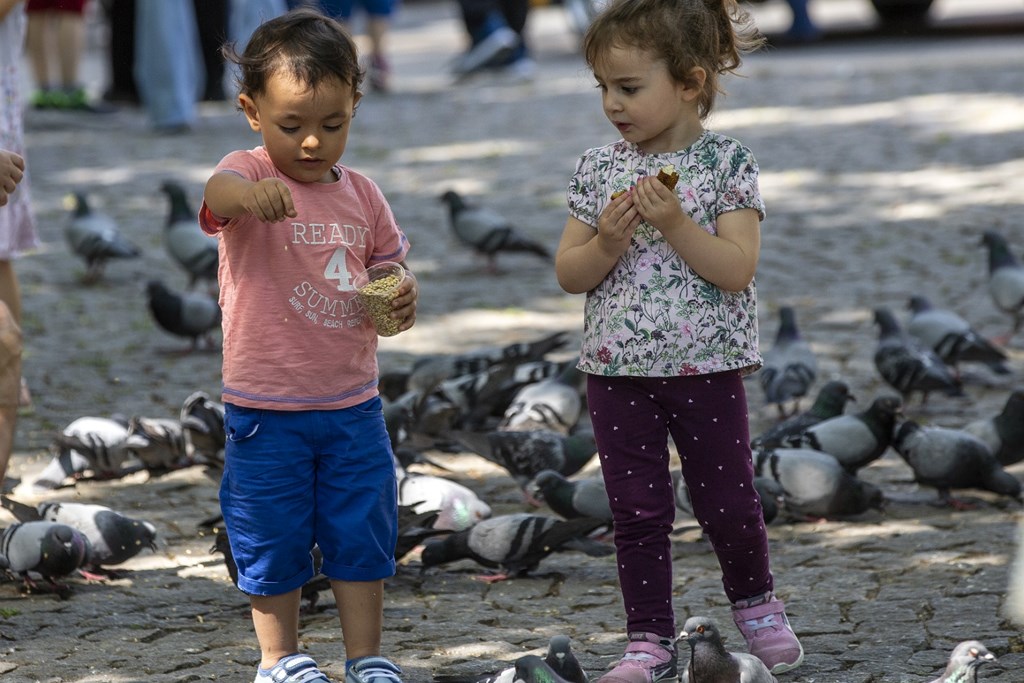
[632,176,684,234]
[390,271,418,332]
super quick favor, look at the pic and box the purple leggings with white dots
[587,371,773,639]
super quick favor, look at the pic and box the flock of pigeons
[2,186,1022,681]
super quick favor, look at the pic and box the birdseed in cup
[354,262,404,337]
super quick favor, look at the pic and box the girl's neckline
[627,129,709,157]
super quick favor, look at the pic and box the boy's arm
[204,171,297,223]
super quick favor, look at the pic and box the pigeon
[928,640,996,683]
[396,506,454,560]
[891,419,1022,507]
[750,380,854,450]
[450,429,599,494]
[753,447,884,519]
[680,615,777,683]
[179,390,227,468]
[527,469,612,521]
[513,655,577,683]
[125,415,195,475]
[980,230,1024,345]
[906,295,1009,377]
[873,307,962,403]
[499,361,585,434]
[397,468,492,531]
[1,497,157,578]
[779,395,902,473]
[439,190,551,273]
[63,191,141,282]
[418,513,612,581]
[146,279,222,351]
[758,306,818,417]
[211,527,332,613]
[33,415,138,489]
[963,388,1024,466]
[673,470,783,526]
[435,635,587,683]
[437,364,518,430]
[161,180,218,290]
[0,520,91,595]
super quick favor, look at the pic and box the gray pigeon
[179,390,226,469]
[528,469,612,522]
[1,497,157,578]
[906,295,1008,376]
[753,447,884,519]
[64,191,141,282]
[963,389,1024,466]
[146,279,222,351]
[673,470,783,525]
[418,513,612,581]
[161,180,218,290]
[680,615,777,683]
[125,415,196,474]
[440,190,551,273]
[34,415,138,489]
[928,640,996,683]
[873,307,963,403]
[759,306,818,417]
[435,635,587,683]
[512,654,577,683]
[0,520,91,595]
[397,468,492,531]
[499,361,585,434]
[891,419,1022,507]
[450,429,598,493]
[780,395,902,473]
[980,230,1024,345]
[437,364,517,430]
[750,380,854,450]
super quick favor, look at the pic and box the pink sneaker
[731,593,804,674]
[596,632,678,683]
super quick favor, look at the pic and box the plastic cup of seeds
[354,261,405,337]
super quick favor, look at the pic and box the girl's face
[593,45,704,154]
[240,69,362,184]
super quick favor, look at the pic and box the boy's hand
[242,178,297,222]
[0,150,25,208]
[390,271,418,333]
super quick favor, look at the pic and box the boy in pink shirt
[200,9,417,683]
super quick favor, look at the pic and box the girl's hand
[0,150,25,208]
[242,178,297,222]
[633,176,685,234]
[595,190,641,257]
[390,270,418,333]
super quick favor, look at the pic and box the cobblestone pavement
[3,2,1024,682]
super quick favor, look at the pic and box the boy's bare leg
[251,589,302,670]
[334,579,384,659]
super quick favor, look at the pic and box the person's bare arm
[0,150,25,208]
[204,171,297,223]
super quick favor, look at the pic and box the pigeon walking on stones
[1,497,157,579]
[927,640,996,683]
[418,513,612,581]
[780,395,902,474]
[179,390,227,470]
[891,420,1022,508]
[0,520,91,596]
[680,615,777,683]
[527,469,612,521]
[397,468,492,531]
[750,380,854,450]
[499,361,585,434]
[758,306,818,418]
[64,191,141,283]
[33,415,138,489]
[980,230,1024,346]
[963,388,1024,466]
[906,295,1009,377]
[161,181,218,290]
[753,447,884,520]
[873,307,962,403]
[673,470,783,526]
[440,190,551,273]
[146,279,222,352]
[125,415,196,475]
[434,635,587,683]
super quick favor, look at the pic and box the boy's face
[240,70,362,184]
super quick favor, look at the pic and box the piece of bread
[656,164,679,190]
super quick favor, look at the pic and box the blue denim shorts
[219,397,398,596]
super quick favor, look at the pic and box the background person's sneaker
[731,592,804,674]
[596,632,678,683]
[450,26,518,77]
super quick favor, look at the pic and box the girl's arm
[0,0,24,22]
[555,192,641,294]
[632,177,760,292]
[0,150,24,207]
[204,171,296,223]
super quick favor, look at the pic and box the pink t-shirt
[200,146,410,411]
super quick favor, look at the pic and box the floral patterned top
[566,132,765,378]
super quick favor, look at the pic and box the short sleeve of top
[200,146,410,410]
[565,133,764,378]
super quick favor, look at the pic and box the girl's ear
[239,93,261,132]
[679,66,707,102]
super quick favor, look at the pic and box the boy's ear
[239,93,261,132]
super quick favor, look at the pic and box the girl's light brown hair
[583,0,764,119]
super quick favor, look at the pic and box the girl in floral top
[554,0,803,679]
